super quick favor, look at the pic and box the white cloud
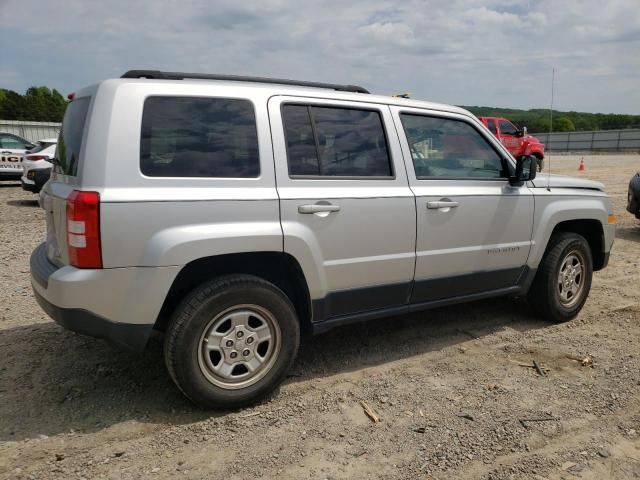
[0,0,638,113]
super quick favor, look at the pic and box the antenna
[547,67,555,191]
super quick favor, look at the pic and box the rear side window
[141,97,259,178]
[283,104,392,177]
[55,97,90,176]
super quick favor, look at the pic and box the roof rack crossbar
[121,70,370,94]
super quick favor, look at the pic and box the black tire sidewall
[536,234,593,322]
[165,276,300,409]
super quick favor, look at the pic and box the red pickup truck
[479,117,545,171]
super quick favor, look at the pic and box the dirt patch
[0,155,639,479]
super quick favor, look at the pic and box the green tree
[460,106,640,133]
[0,86,68,122]
[0,89,26,120]
[553,117,575,132]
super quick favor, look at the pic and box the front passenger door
[392,109,534,304]
[498,119,523,155]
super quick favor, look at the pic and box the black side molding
[121,70,370,94]
[33,287,153,352]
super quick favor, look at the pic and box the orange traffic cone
[578,158,585,171]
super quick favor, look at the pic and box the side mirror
[522,126,528,135]
[509,155,537,186]
[514,129,524,138]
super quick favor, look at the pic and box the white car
[21,138,57,193]
[0,132,35,180]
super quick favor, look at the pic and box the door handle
[298,203,341,214]
[427,200,459,209]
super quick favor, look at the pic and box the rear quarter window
[140,96,260,178]
[55,97,90,176]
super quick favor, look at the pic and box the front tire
[164,275,300,409]
[528,233,593,322]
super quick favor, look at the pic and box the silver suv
[30,70,615,408]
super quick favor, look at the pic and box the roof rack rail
[121,70,370,94]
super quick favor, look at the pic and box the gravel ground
[0,154,639,480]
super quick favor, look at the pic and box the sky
[1,0,639,114]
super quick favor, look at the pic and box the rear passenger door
[269,97,416,321]
[392,108,534,304]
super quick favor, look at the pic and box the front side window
[499,119,518,136]
[283,104,392,177]
[401,114,506,179]
[141,97,260,178]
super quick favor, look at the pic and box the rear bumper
[30,243,180,352]
[22,167,51,193]
[21,179,39,193]
[33,288,153,351]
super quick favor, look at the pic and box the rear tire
[164,275,300,409]
[528,233,593,322]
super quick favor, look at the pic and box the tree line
[1,86,639,133]
[0,87,67,122]
[461,106,640,133]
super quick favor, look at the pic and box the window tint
[282,105,318,175]
[486,119,497,134]
[401,114,506,179]
[55,97,90,176]
[283,104,392,177]
[499,120,518,136]
[141,97,259,178]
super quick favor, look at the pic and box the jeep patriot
[30,70,615,408]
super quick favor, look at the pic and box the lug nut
[242,349,250,357]
[225,340,234,347]
[237,331,244,338]
[246,337,254,344]
[230,351,238,359]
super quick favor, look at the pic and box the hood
[531,173,605,191]
[525,134,543,145]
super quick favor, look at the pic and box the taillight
[26,155,48,161]
[66,190,102,268]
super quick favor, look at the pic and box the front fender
[524,142,545,157]
[528,193,610,268]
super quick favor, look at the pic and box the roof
[109,70,472,118]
